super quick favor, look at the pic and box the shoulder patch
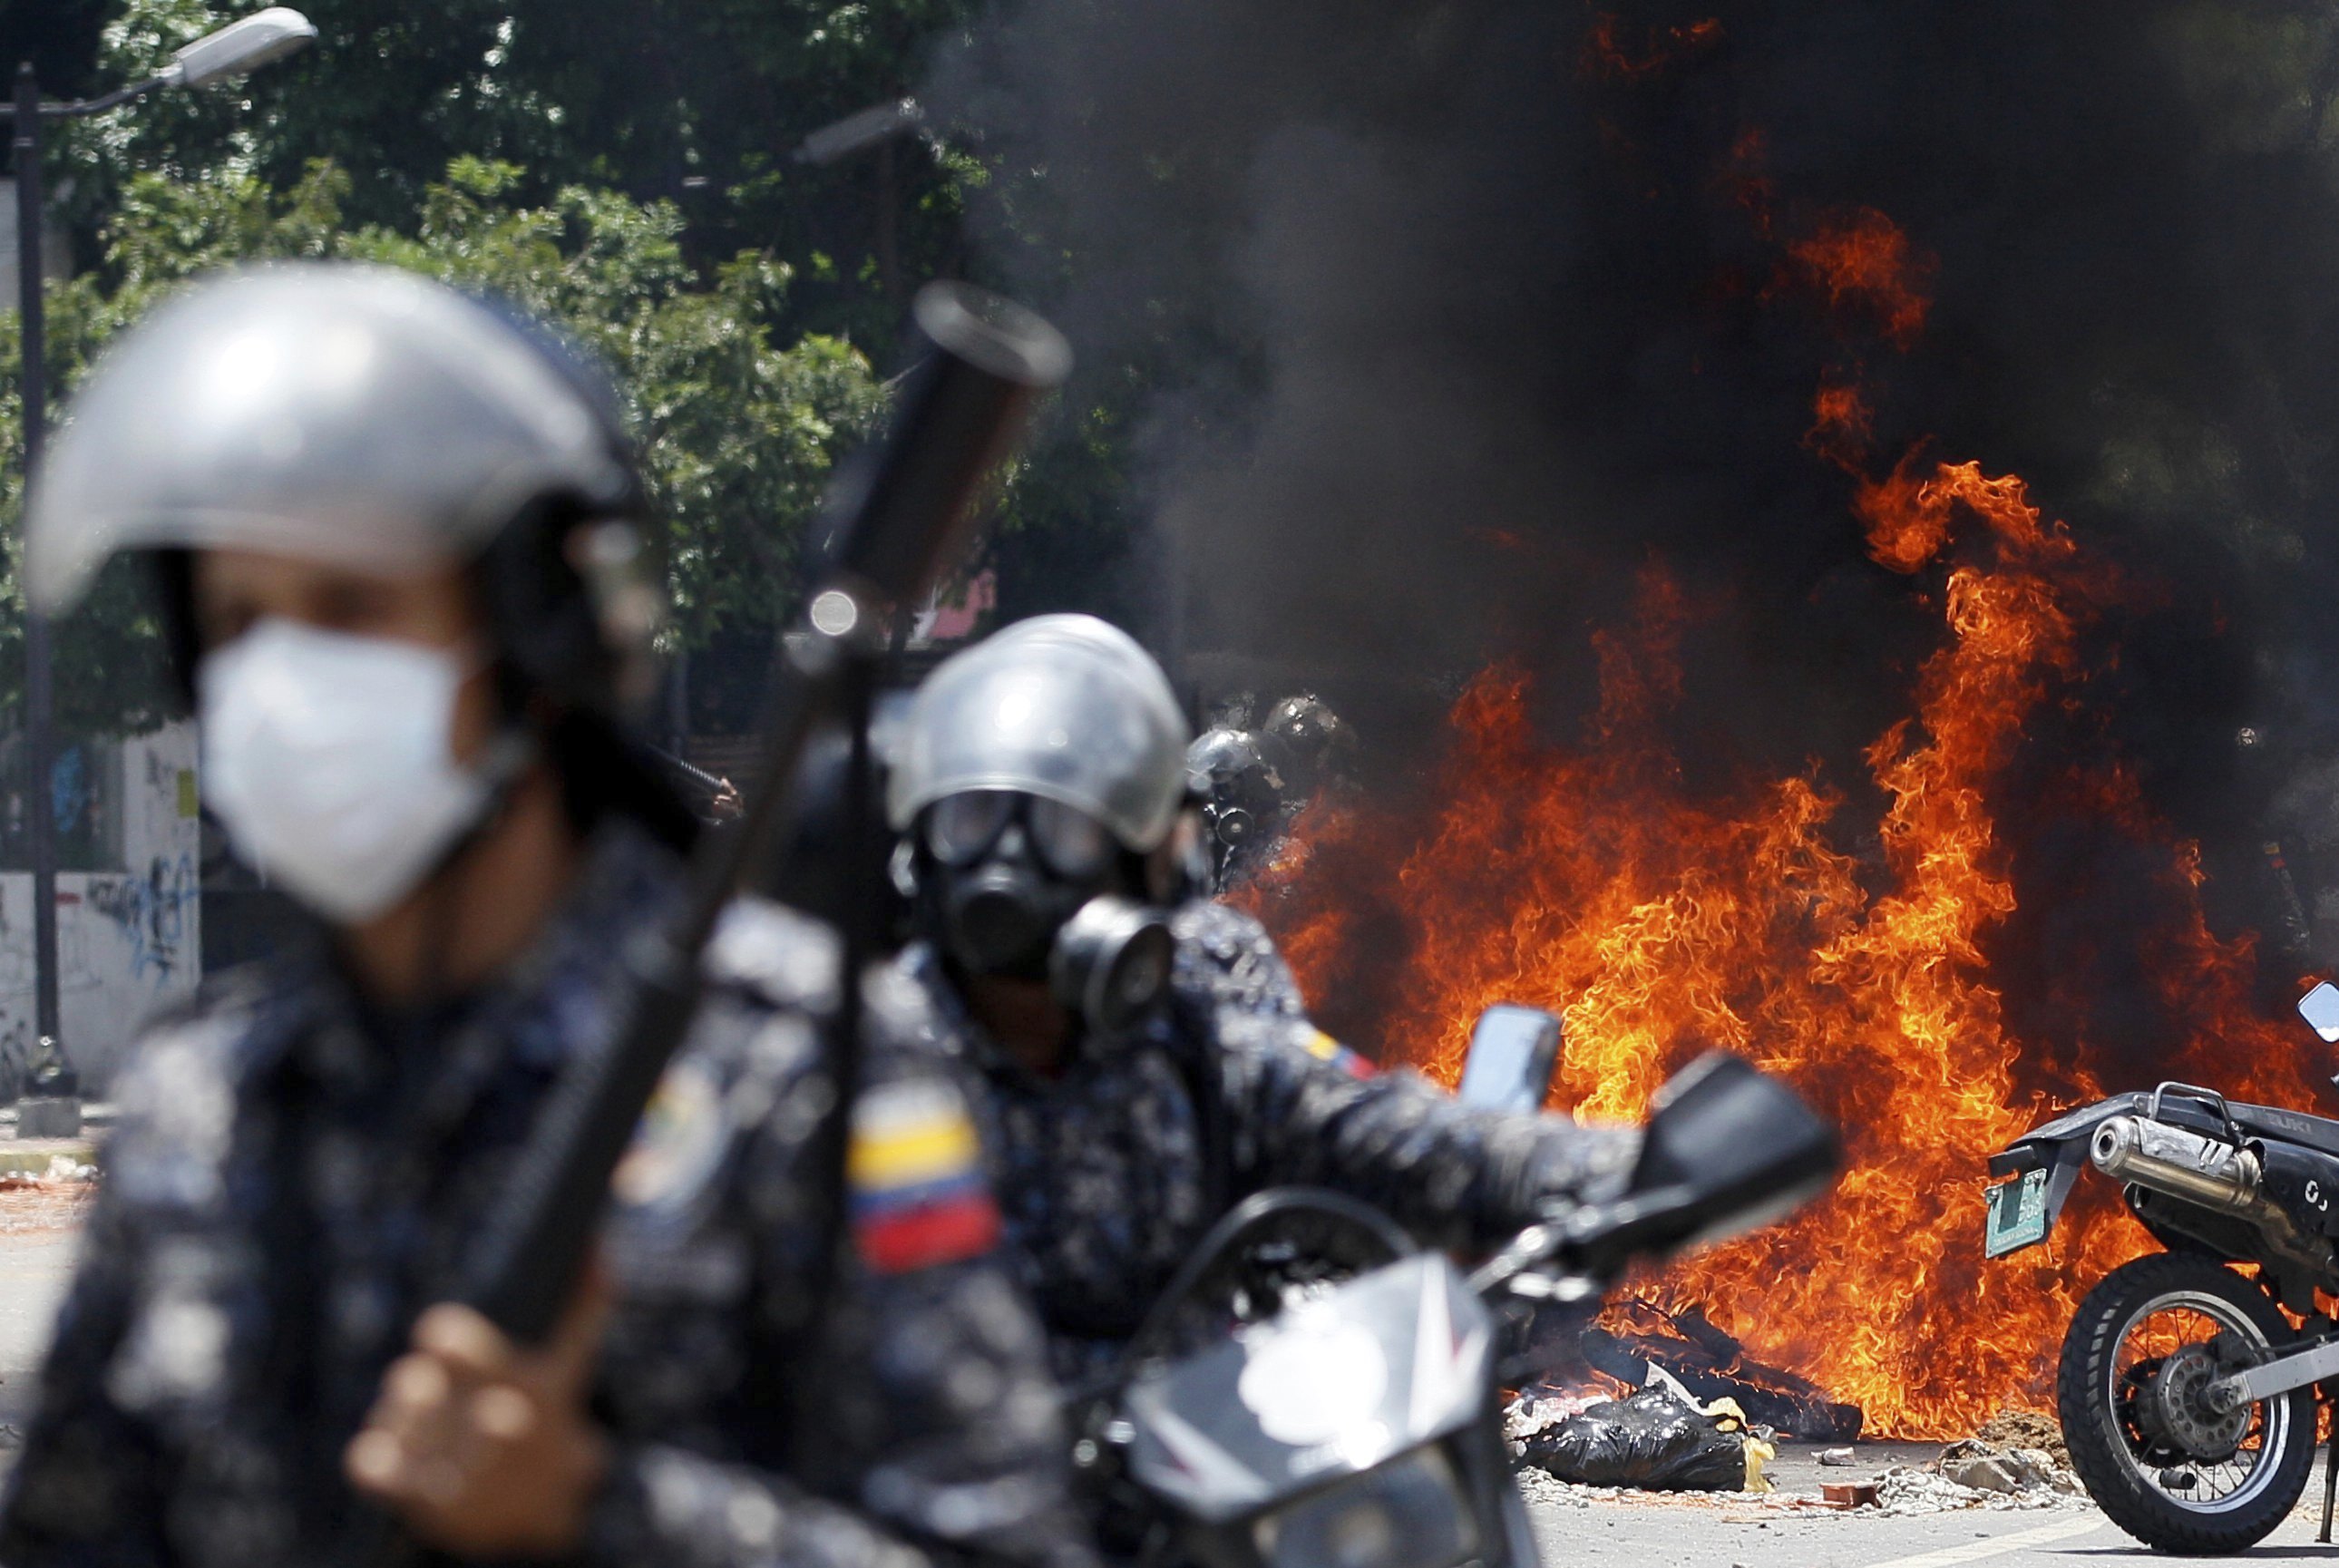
[705,898,841,1013]
[613,1060,732,1214]
[1301,1027,1376,1080]
[849,1078,999,1274]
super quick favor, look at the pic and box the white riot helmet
[25,261,659,714]
[887,613,1191,852]
[31,263,625,599]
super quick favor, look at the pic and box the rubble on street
[1874,1454,2083,1515]
[1505,1400,2091,1521]
[1970,1407,2070,1468]
[0,1176,95,1238]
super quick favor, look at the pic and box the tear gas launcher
[458,283,1072,1340]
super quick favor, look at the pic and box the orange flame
[1233,87,2304,1436]
[1244,456,2310,1436]
[1807,378,1874,472]
[1786,208,1936,350]
[1584,15,1724,81]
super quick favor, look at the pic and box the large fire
[1240,80,2331,1435]
[1250,451,2323,1437]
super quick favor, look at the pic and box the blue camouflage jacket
[0,824,1093,1568]
[883,901,1638,1382]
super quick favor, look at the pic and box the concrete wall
[0,724,201,1094]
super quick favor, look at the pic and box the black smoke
[931,1,2339,1044]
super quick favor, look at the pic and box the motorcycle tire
[2058,1251,2315,1555]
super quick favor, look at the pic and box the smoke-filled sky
[931,1,2339,997]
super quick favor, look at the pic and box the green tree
[10,0,1145,726]
[2,155,883,735]
[59,0,975,347]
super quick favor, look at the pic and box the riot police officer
[0,264,1091,1568]
[1259,691,1356,802]
[876,615,1639,1385]
[1182,726,1283,892]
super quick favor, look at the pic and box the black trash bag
[1520,1388,1752,1492]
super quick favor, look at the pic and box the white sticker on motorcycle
[1238,1318,1388,1447]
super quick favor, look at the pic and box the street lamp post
[5,8,315,1132]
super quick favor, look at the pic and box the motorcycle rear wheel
[2058,1252,2315,1555]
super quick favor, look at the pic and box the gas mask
[916,790,1174,1036]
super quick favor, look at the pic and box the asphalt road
[1522,1442,2339,1566]
[0,1210,2333,1563]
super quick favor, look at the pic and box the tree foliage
[57,0,975,346]
[2,155,882,733]
[0,0,1150,734]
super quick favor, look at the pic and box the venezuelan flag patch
[850,1080,1001,1274]
[1303,1028,1376,1079]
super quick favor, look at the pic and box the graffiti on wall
[87,855,198,985]
[0,722,204,1094]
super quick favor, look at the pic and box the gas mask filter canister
[1048,896,1175,1037]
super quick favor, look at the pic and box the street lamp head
[162,7,317,91]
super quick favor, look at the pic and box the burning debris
[1238,102,2331,1442]
[1583,1299,1862,1443]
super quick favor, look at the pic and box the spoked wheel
[2058,1252,2316,1554]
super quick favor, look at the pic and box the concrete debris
[1514,1466,1598,1513]
[1939,1451,2027,1494]
[1822,1482,1880,1509]
[1972,1408,2070,1469]
[1937,1437,2071,1495]
[1816,1446,1857,1466]
[1872,1465,2078,1515]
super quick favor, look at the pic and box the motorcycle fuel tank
[1123,1252,1496,1523]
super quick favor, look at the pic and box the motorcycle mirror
[2300,981,2339,1044]
[1623,1052,1839,1256]
[1456,1004,1562,1114]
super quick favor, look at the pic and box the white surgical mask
[199,618,507,924]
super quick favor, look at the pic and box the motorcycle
[1984,980,2339,1553]
[1071,1011,1841,1568]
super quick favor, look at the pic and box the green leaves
[0,154,883,733]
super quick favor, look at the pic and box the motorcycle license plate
[1983,1167,2050,1257]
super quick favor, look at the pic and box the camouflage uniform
[885,901,1637,1383]
[0,825,1092,1568]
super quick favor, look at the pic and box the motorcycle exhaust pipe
[2090,1115,2261,1210]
